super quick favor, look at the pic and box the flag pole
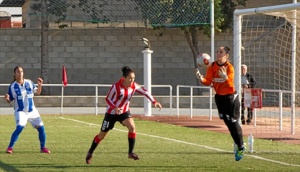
[60,85,64,116]
[61,66,67,116]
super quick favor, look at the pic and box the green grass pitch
[0,114,299,172]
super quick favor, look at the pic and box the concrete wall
[0,27,220,96]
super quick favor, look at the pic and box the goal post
[234,3,300,95]
[233,2,300,150]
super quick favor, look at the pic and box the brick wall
[0,28,225,96]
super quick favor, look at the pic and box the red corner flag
[62,66,68,87]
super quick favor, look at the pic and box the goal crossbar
[234,3,300,16]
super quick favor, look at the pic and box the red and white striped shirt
[105,78,157,114]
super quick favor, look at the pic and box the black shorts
[100,111,132,132]
[215,92,240,120]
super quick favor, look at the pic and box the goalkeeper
[195,46,245,161]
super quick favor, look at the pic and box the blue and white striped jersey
[7,79,38,112]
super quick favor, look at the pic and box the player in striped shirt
[195,46,245,161]
[86,66,162,164]
[4,66,50,154]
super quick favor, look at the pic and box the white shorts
[14,108,44,128]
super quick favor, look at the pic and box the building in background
[0,11,11,28]
[0,0,24,28]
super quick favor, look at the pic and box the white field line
[59,117,300,167]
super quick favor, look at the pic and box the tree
[136,0,247,68]
[71,0,110,23]
[31,0,70,94]
[30,0,109,94]
[40,0,49,94]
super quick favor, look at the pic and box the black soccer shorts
[100,111,132,132]
[214,92,240,120]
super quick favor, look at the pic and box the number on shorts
[101,120,109,131]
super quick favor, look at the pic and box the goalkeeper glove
[218,66,228,80]
[195,69,204,82]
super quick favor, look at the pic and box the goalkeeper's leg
[223,115,245,161]
[224,118,244,149]
[220,93,244,149]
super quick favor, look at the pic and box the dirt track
[134,115,300,145]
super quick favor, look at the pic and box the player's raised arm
[36,77,43,95]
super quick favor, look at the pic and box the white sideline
[60,116,300,167]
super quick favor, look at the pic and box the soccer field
[0,114,300,172]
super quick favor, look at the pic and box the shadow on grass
[1,163,219,170]
[0,160,20,172]
[0,152,229,171]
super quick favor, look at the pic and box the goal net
[234,3,300,153]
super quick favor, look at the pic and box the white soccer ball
[196,53,211,67]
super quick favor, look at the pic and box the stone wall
[0,27,220,96]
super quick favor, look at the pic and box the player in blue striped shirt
[4,66,50,154]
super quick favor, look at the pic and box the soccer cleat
[86,152,93,164]
[235,146,245,161]
[6,147,13,154]
[128,153,140,160]
[40,147,51,154]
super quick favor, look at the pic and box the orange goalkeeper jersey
[201,61,235,95]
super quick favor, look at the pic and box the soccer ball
[196,53,211,67]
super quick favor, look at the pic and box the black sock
[128,138,135,154]
[88,140,99,154]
